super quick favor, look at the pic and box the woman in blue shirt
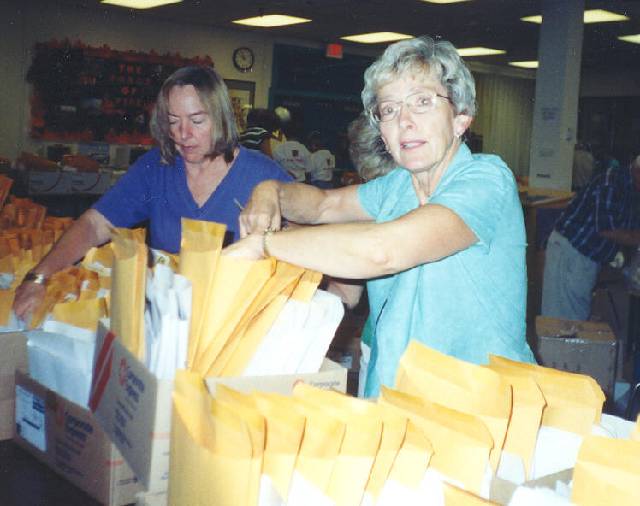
[14,66,290,319]
[227,36,535,397]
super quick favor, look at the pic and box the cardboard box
[91,326,347,496]
[14,370,144,506]
[534,316,618,399]
[0,331,28,440]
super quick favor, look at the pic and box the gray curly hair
[348,113,395,181]
[362,36,476,121]
[354,36,476,178]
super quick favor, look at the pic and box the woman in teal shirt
[226,35,535,397]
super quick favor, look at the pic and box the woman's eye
[417,95,432,106]
[380,105,394,115]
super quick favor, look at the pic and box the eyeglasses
[371,91,452,123]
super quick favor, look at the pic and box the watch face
[233,47,254,72]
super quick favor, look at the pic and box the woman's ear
[453,114,473,138]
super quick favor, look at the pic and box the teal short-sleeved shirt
[358,144,535,397]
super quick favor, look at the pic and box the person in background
[239,107,278,157]
[328,113,395,396]
[13,65,291,319]
[270,106,291,152]
[226,36,535,397]
[272,119,311,182]
[542,154,640,321]
[572,140,595,191]
[306,131,335,189]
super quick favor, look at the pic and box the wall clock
[233,47,255,73]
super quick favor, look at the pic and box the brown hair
[150,66,239,164]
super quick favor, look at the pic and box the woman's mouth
[401,140,424,150]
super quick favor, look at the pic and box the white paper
[244,290,344,377]
[286,470,334,506]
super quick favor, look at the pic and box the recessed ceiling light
[232,15,311,27]
[418,0,472,3]
[457,47,506,57]
[508,61,539,69]
[341,32,414,44]
[521,9,629,24]
[618,34,640,44]
[100,0,181,8]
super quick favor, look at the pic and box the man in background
[542,154,640,321]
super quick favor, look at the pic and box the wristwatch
[23,271,47,285]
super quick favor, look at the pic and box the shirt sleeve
[594,170,626,232]
[430,155,515,249]
[93,154,154,227]
[357,169,412,220]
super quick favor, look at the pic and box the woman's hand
[13,281,46,321]
[239,181,282,238]
[222,233,265,260]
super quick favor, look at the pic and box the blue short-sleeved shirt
[358,143,535,397]
[94,146,291,253]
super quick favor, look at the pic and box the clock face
[233,47,254,72]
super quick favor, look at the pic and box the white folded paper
[144,263,192,380]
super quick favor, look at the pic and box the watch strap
[23,271,47,285]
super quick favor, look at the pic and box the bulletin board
[224,79,255,132]
[26,39,214,144]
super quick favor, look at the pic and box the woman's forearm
[29,209,112,277]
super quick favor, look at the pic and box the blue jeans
[541,230,600,321]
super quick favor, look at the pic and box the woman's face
[376,70,470,175]
[168,85,214,166]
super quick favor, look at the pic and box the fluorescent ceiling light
[100,0,181,8]
[508,61,539,69]
[521,9,629,24]
[341,32,413,44]
[419,0,472,3]
[457,47,506,56]
[618,34,640,44]
[232,15,311,27]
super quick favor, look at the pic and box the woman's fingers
[239,203,281,238]
[13,282,45,320]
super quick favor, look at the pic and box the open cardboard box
[13,370,144,506]
[534,315,618,399]
[90,324,348,498]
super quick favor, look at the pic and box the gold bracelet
[262,228,275,257]
[23,271,47,285]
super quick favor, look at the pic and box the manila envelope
[484,365,546,479]
[251,392,306,503]
[572,435,640,506]
[178,218,226,369]
[170,370,258,506]
[293,383,383,506]
[396,341,511,472]
[363,403,408,501]
[489,355,605,435]
[213,261,304,376]
[379,386,493,496]
[192,256,275,376]
[287,398,345,501]
[110,228,147,359]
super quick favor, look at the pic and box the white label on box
[15,385,46,452]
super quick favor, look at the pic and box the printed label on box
[15,385,46,452]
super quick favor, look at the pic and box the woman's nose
[179,122,192,139]
[397,103,415,127]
